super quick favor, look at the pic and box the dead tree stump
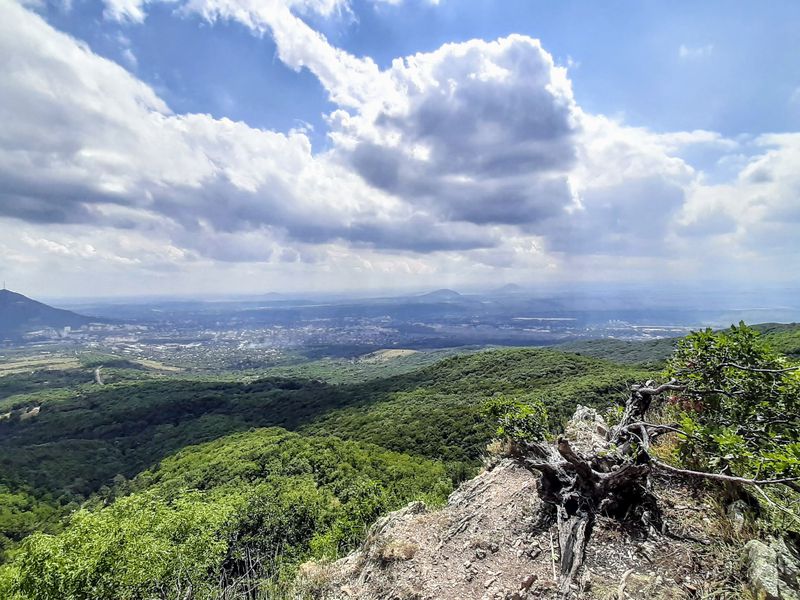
[518,381,677,595]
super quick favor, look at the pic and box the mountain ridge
[0,289,96,340]
[416,288,463,301]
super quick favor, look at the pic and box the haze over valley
[5,285,799,374]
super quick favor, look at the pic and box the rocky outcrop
[745,538,800,600]
[296,465,736,598]
[294,407,800,599]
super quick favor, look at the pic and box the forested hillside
[0,349,651,500]
[0,290,96,341]
[554,321,800,365]
[0,324,798,598]
[301,349,651,471]
[555,336,678,364]
[756,322,800,357]
[3,429,450,599]
[0,346,651,593]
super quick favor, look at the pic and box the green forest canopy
[0,322,797,598]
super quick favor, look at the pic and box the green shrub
[665,322,800,480]
[482,395,549,445]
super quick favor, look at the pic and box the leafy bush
[482,396,549,446]
[665,322,800,480]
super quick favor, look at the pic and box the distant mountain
[416,289,462,302]
[0,289,96,340]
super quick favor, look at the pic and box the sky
[1,0,799,298]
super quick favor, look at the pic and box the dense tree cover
[261,347,474,384]
[555,322,800,365]
[481,395,548,446]
[0,368,93,402]
[0,347,653,567]
[0,362,154,411]
[0,326,797,596]
[0,428,451,600]
[303,350,652,474]
[0,377,355,495]
[555,337,678,365]
[76,353,147,370]
[755,322,800,358]
[0,484,67,563]
[0,349,651,496]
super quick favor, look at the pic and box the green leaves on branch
[665,322,800,480]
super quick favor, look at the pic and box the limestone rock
[746,540,780,599]
[726,499,751,534]
[773,537,800,600]
[562,405,608,456]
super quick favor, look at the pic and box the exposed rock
[294,458,732,599]
[727,499,751,534]
[749,537,800,600]
[519,574,536,590]
[773,537,800,599]
[293,404,789,600]
[744,537,800,600]
[561,404,608,456]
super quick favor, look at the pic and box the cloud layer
[0,0,797,295]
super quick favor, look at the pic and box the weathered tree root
[516,382,674,596]
[517,378,800,596]
[522,436,657,595]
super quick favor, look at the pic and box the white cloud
[679,43,714,59]
[1,0,798,295]
[181,0,387,108]
[101,0,429,24]
[113,32,139,69]
[103,0,152,22]
[0,0,492,262]
[330,35,582,227]
[679,133,800,257]
[171,0,762,263]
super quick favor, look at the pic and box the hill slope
[0,348,652,496]
[555,322,800,365]
[299,405,800,600]
[1,326,798,598]
[0,427,452,599]
[414,288,463,302]
[0,289,95,340]
[755,322,800,357]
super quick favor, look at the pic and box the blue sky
[43,0,800,141]
[0,0,798,296]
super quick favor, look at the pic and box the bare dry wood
[719,362,800,373]
[518,372,800,597]
[650,458,800,486]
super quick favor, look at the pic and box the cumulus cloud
[160,0,585,231]
[331,36,581,227]
[171,0,748,262]
[2,0,798,294]
[102,0,351,24]
[182,0,388,108]
[1,0,499,264]
[679,134,800,256]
